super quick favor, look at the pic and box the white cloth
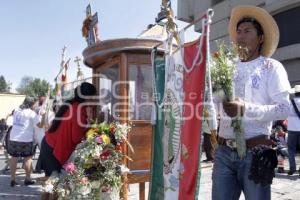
[34,110,55,148]
[202,120,211,134]
[162,33,185,199]
[10,108,38,142]
[6,116,13,127]
[101,103,111,114]
[218,56,291,139]
[288,97,300,131]
[206,102,218,131]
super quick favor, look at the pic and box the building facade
[178,0,300,86]
[0,93,25,119]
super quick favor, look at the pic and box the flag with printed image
[161,43,185,200]
[150,35,186,200]
[149,11,211,200]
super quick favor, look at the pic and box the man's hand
[223,98,245,118]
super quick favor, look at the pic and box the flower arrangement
[211,41,248,158]
[211,42,242,101]
[44,122,132,200]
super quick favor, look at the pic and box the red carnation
[213,51,220,58]
[100,150,111,160]
[109,126,116,134]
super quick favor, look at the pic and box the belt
[218,135,273,150]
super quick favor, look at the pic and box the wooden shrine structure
[83,38,164,200]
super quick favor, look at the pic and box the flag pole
[152,8,214,50]
[183,9,214,31]
[54,46,67,81]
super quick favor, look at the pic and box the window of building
[273,6,300,48]
[128,64,153,120]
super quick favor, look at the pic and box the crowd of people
[0,82,96,197]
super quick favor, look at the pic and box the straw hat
[290,85,300,94]
[228,5,279,57]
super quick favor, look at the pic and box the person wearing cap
[7,96,39,187]
[39,82,96,177]
[287,85,300,175]
[212,6,291,200]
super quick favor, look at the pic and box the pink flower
[94,152,101,158]
[95,136,103,144]
[63,162,76,173]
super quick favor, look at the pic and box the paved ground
[1,146,300,200]
[0,147,147,200]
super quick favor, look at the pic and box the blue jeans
[212,146,271,200]
[287,131,300,171]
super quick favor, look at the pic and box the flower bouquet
[211,42,248,158]
[44,122,132,200]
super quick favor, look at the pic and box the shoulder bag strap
[291,98,300,119]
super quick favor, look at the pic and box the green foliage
[16,76,52,97]
[0,75,11,93]
[211,42,238,101]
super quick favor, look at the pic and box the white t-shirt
[10,108,38,142]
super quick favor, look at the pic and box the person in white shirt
[287,85,300,175]
[212,6,291,200]
[34,97,55,149]
[34,99,56,173]
[8,96,39,187]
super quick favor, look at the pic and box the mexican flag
[149,13,210,200]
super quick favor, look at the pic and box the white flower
[79,185,91,196]
[57,188,67,197]
[91,181,101,189]
[120,164,130,174]
[43,184,54,193]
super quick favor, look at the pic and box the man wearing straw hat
[212,5,291,200]
[287,85,300,175]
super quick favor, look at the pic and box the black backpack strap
[291,98,300,119]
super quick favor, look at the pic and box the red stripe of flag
[179,24,207,199]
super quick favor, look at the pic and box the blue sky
[0,0,196,91]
